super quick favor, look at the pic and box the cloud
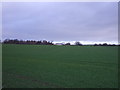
[2,2,118,43]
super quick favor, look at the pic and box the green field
[2,44,118,88]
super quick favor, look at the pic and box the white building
[55,43,64,45]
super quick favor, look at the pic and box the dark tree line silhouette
[93,43,118,46]
[1,39,119,46]
[3,39,53,45]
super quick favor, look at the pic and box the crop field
[2,44,118,88]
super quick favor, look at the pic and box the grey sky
[2,2,118,44]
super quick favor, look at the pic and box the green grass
[2,44,118,88]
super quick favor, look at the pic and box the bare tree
[75,41,82,46]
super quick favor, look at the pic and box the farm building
[55,43,64,45]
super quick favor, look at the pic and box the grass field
[2,44,118,88]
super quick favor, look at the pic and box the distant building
[55,43,64,45]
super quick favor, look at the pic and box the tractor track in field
[3,71,62,88]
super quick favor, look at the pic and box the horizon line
[1,38,119,45]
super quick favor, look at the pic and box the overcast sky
[2,2,118,44]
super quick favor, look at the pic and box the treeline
[93,43,118,46]
[2,39,53,45]
[1,39,119,46]
[1,39,84,46]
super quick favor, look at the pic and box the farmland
[2,44,118,88]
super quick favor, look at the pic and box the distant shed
[55,43,64,45]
